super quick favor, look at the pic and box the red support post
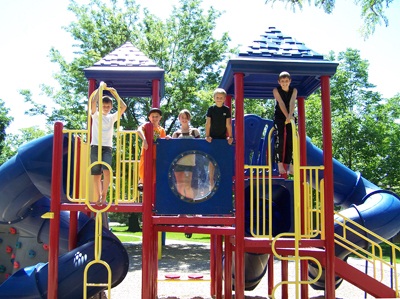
[210,235,216,297]
[225,94,232,110]
[87,78,96,141]
[233,72,245,299]
[224,236,232,299]
[215,235,223,298]
[88,78,96,99]
[68,211,78,251]
[320,75,336,298]
[282,259,288,299]
[142,122,155,299]
[297,97,306,167]
[48,122,64,299]
[152,225,158,298]
[152,80,160,108]
[268,254,274,296]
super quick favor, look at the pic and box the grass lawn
[349,242,400,264]
[111,225,210,243]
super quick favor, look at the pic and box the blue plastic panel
[155,139,234,215]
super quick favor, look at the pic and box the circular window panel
[168,151,220,203]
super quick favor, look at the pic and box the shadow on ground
[123,242,211,273]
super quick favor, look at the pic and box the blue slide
[0,134,129,298]
[243,136,400,291]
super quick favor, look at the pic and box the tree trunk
[127,213,141,232]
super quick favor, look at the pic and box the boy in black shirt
[205,88,233,144]
[205,88,233,190]
[273,71,298,175]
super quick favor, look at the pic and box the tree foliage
[305,48,400,191]
[264,0,395,38]
[19,0,236,231]
[23,0,235,136]
[0,126,47,165]
[0,99,13,165]
[135,0,233,133]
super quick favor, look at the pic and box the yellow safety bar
[334,211,400,296]
[60,83,143,298]
[245,120,323,297]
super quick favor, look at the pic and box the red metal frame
[233,72,245,299]
[141,122,155,298]
[224,236,233,299]
[48,122,64,299]
[321,75,336,298]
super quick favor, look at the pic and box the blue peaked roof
[84,42,165,98]
[219,27,338,98]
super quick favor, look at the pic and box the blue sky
[1,0,399,134]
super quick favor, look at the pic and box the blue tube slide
[0,134,129,298]
[305,137,400,289]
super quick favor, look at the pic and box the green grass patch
[111,225,210,243]
[349,242,400,263]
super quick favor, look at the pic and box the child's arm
[288,88,298,119]
[193,128,201,138]
[137,125,148,150]
[118,98,127,117]
[107,87,127,117]
[90,90,99,115]
[205,117,212,142]
[226,118,233,145]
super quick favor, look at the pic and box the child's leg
[288,163,294,175]
[275,120,286,174]
[101,169,110,203]
[284,123,294,175]
[278,162,286,174]
[90,146,103,203]
[284,123,293,165]
[138,153,144,185]
[92,174,102,203]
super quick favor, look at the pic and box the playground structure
[1,27,400,298]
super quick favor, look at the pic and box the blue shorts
[90,145,112,175]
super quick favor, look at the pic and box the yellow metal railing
[301,169,325,239]
[116,130,141,203]
[83,212,112,298]
[334,211,400,296]
[61,83,142,298]
[271,120,322,298]
[63,122,141,203]
[246,120,323,297]
[246,121,324,239]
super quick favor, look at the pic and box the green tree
[0,99,13,165]
[23,0,235,231]
[25,0,234,135]
[264,0,395,38]
[305,48,400,191]
[23,0,141,130]
[0,127,47,164]
[133,0,233,134]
